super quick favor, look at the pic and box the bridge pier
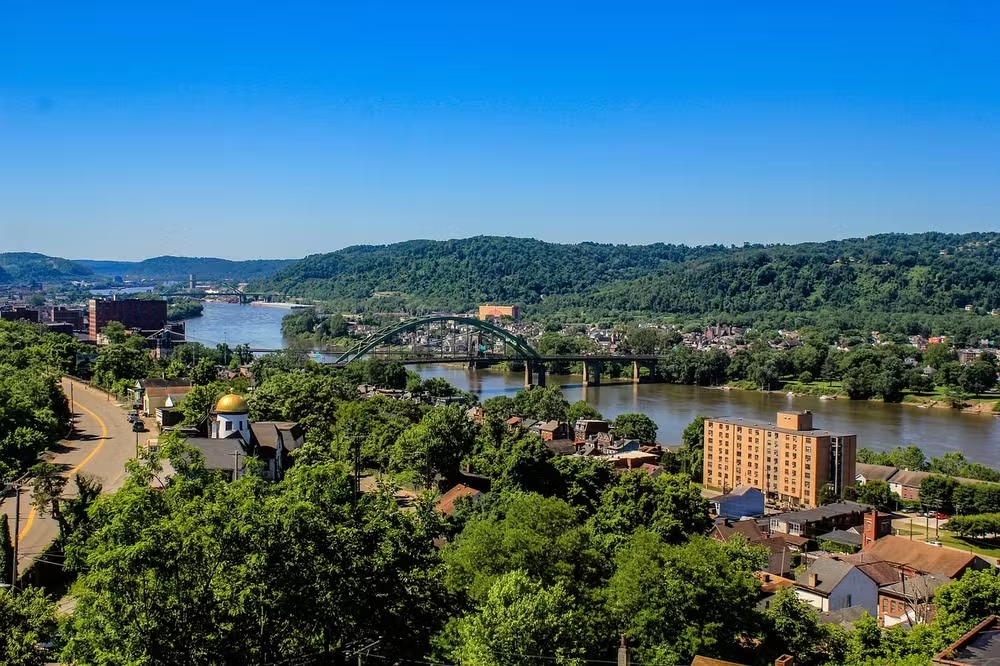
[633,360,641,384]
[525,362,547,390]
[582,360,602,386]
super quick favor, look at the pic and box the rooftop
[795,557,856,595]
[436,483,483,516]
[881,572,951,600]
[858,535,982,578]
[855,463,899,482]
[771,501,874,525]
[933,615,1000,665]
[707,415,853,438]
[817,529,863,548]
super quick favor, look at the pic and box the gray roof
[772,501,874,525]
[715,485,764,501]
[880,572,951,600]
[795,557,857,595]
[818,605,870,628]
[856,463,899,482]
[708,415,853,438]
[817,529,863,547]
[184,437,251,474]
[250,421,304,454]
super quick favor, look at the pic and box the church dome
[215,393,249,414]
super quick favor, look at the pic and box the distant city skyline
[3,2,999,260]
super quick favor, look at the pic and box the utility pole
[232,449,242,482]
[11,479,22,592]
[352,434,363,507]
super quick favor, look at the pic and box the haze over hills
[254,232,1000,320]
[75,256,295,282]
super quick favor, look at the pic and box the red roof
[435,484,483,516]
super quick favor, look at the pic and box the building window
[225,421,233,432]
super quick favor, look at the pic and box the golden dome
[214,393,249,414]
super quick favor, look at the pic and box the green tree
[763,587,845,666]
[611,413,657,444]
[920,475,959,514]
[189,357,218,386]
[606,532,767,665]
[589,471,711,551]
[856,480,898,511]
[924,343,958,369]
[513,386,570,422]
[680,415,707,481]
[566,400,602,423]
[390,405,477,489]
[550,456,617,516]
[0,514,12,585]
[100,321,127,345]
[935,569,1000,634]
[960,359,998,396]
[0,586,58,666]
[441,571,595,666]
[29,462,68,534]
[442,492,604,602]
[233,343,254,365]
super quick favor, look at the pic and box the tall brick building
[478,304,520,321]
[88,298,168,341]
[703,411,857,509]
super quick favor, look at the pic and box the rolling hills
[75,256,294,282]
[254,233,1000,322]
[0,252,93,283]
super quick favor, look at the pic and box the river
[184,302,1000,463]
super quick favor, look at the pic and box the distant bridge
[170,290,285,303]
[255,315,666,388]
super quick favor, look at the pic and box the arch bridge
[330,315,659,388]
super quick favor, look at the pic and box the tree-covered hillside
[77,256,294,281]
[255,232,1000,319]
[0,252,92,284]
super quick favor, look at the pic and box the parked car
[127,411,138,423]
[927,540,943,547]
[132,420,145,433]
[900,506,916,513]
[935,512,949,520]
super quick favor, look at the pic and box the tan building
[703,411,857,509]
[477,304,520,321]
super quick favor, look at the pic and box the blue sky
[2,1,999,260]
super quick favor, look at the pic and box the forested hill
[0,252,92,283]
[76,256,294,281]
[255,232,1000,318]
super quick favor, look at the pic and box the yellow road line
[18,383,110,541]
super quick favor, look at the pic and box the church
[179,393,304,481]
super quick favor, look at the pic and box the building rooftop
[933,615,1000,665]
[715,485,763,501]
[707,415,853,438]
[858,535,982,578]
[817,529,863,548]
[855,463,899,482]
[795,557,857,595]
[771,501,874,525]
[435,483,483,516]
[881,572,951,600]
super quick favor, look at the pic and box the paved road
[1,378,138,575]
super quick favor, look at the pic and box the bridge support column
[582,360,602,386]
[525,362,547,389]
[632,360,641,384]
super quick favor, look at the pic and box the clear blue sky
[2,1,999,260]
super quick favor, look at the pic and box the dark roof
[817,530,863,547]
[250,421,304,455]
[714,520,765,544]
[934,615,1000,665]
[856,463,899,482]
[818,605,870,628]
[771,501,874,525]
[881,573,950,600]
[183,437,250,474]
[795,557,857,595]
[544,439,576,455]
[715,485,764,502]
[139,378,192,389]
[854,559,905,587]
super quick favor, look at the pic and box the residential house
[768,501,874,538]
[544,439,577,456]
[817,529,863,553]
[130,378,192,414]
[574,419,611,443]
[143,384,194,418]
[711,485,766,520]
[713,519,795,576]
[537,420,569,441]
[436,483,483,516]
[794,557,880,614]
[465,405,484,424]
[855,463,899,485]
[853,535,990,578]
[933,615,1000,665]
[879,572,950,628]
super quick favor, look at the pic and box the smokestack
[808,573,819,587]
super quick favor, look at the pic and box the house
[879,572,950,628]
[856,535,990,578]
[933,615,1000,665]
[713,519,795,576]
[537,420,569,441]
[817,529,863,552]
[607,450,660,470]
[143,385,194,418]
[888,469,935,502]
[544,439,577,456]
[181,394,301,482]
[756,571,796,610]
[465,405,484,424]
[769,501,874,538]
[574,419,610,443]
[855,463,899,484]
[794,557,880,614]
[436,483,483,516]
[130,378,192,415]
[711,485,765,520]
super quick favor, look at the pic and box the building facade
[704,411,857,508]
[88,298,168,341]
[477,304,520,321]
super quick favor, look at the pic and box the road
[1,378,137,576]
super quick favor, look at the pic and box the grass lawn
[895,522,1000,560]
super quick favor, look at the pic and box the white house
[794,556,879,615]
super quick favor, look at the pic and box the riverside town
[5,5,1000,665]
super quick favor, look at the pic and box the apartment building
[703,411,857,509]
